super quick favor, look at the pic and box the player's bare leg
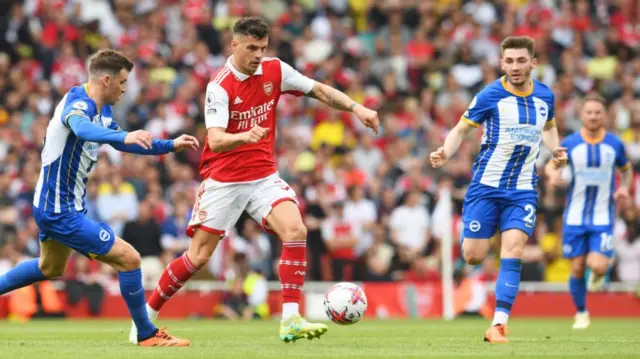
[461,238,491,265]
[129,229,221,344]
[586,252,609,291]
[569,255,589,329]
[266,200,328,343]
[0,239,73,295]
[482,229,527,343]
[39,239,74,278]
[100,237,189,347]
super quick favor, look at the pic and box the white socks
[281,303,299,321]
[492,311,509,326]
[146,303,159,320]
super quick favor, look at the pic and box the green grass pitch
[0,318,638,358]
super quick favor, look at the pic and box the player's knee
[589,261,608,276]
[501,235,525,258]
[39,261,67,279]
[461,239,488,265]
[586,255,608,276]
[121,250,142,271]
[462,249,485,265]
[279,222,307,242]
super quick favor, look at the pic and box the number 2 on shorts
[523,204,535,225]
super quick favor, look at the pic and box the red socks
[279,240,307,304]
[148,252,198,311]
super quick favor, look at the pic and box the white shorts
[186,172,297,238]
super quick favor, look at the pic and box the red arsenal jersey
[201,57,314,182]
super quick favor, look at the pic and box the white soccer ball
[323,282,367,325]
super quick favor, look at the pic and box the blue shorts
[562,225,614,258]
[33,207,115,259]
[462,183,538,239]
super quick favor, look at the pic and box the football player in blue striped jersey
[546,93,632,329]
[0,49,198,346]
[431,36,567,343]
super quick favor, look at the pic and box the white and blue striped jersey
[463,76,555,190]
[33,84,119,214]
[561,131,630,227]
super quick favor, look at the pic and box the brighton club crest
[263,81,273,96]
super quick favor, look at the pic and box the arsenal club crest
[263,81,273,96]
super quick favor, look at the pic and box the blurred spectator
[122,200,166,288]
[231,220,272,278]
[389,189,431,256]
[218,278,255,321]
[220,253,269,320]
[540,216,571,283]
[65,256,105,317]
[614,205,640,284]
[321,200,360,281]
[343,184,377,255]
[97,170,138,237]
[160,199,193,257]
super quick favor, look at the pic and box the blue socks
[492,258,521,325]
[569,276,587,313]
[118,269,156,340]
[0,258,47,295]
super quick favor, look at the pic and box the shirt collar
[226,56,263,82]
[501,76,533,97]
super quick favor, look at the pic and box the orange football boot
[484,324,509,344]
[138,328,191,347]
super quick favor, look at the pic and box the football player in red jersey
[130,17,379,344]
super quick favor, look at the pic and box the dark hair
[582,93,607,107]
[233,17,270,39]
[500,36,535,58]
[88,49,134,76]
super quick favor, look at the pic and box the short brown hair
[233,17,270,39]
[88,49,134,76]
[582,93,607,107]
[500,36,535,57]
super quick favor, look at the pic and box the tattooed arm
[307,81,380,134]
[307,82,358,112]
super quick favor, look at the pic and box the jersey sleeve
[204,82,230,129]
[61,99,92,128]
[461,88,493,127]
[546,92,555,122]
[616,140,631,171]
[280,60,315,96]
[104,112,122,131]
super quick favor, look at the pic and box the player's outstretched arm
[543,120,568,168]
[429,119,475,168]
[614,160,633,205]
[111,134,199,155]
[307,82,379,134]
[67,114,128,145]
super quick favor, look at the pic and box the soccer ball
[323,282,367,325]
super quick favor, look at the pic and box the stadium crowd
[1,0,640,310]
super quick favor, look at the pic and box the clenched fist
[242,126,270,144]
[550,147,568,169]
[354,105,380,135]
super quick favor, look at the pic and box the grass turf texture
[0,318,638,358]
